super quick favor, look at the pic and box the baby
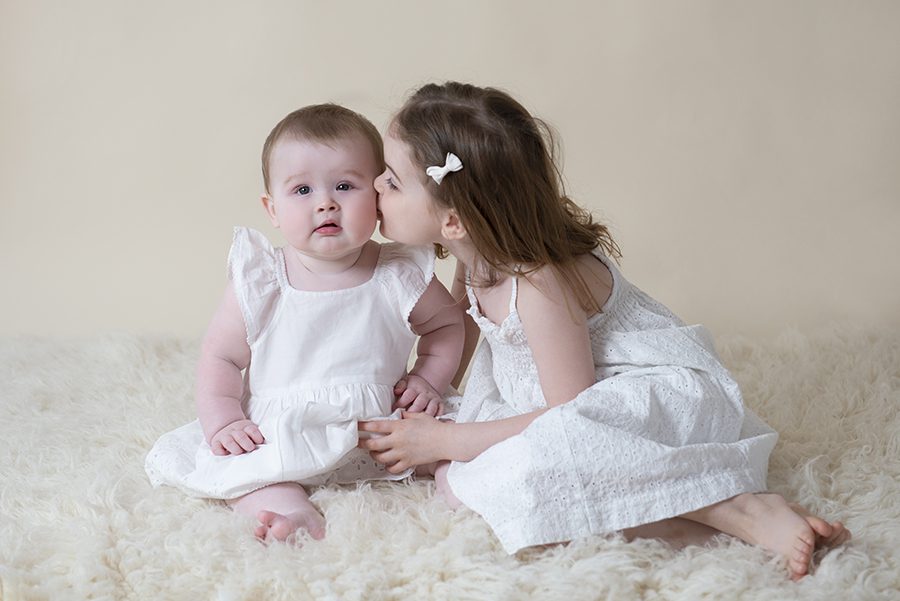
[146,103,464,542]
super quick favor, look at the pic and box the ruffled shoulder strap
[375,243,437,328]
[227,227,282,343]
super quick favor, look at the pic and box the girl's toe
[790,556,810,579]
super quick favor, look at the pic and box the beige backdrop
[2,0,898,340]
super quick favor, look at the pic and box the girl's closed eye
[385,177,398,190]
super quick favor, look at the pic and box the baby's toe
[257,509,278,526]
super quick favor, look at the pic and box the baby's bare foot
[255,508,326,542]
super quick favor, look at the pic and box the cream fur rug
[1,326,898,600]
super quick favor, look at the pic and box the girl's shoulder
[518,253,614,318]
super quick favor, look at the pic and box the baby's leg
[680,493,850,580]
[228,482,326,542]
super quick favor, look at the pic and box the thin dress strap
[466,266,520,317]
[509,271,519,314]
[464,268,479,310]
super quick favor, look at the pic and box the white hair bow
[425,153,463,185]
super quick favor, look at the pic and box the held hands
[393,374,444,416]
[209,419,265,456]
[358,411,448,473]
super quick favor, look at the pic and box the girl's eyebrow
[385,164,402,185]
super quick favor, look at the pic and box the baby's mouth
[315,220,341,232]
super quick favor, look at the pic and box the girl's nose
[373,175,384,193]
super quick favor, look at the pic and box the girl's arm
[361,267,597,470]
[359,408,548,470]
[515,267,597,407]
[195,282,260,454]
[450,259,481,389]
[405,278,465,394]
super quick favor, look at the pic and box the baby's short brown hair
[261,104,383,193]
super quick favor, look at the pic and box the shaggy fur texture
[1,327,898,600]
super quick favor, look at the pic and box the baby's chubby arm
[195,282,264,456]
[399,278,466,416]
[450,260,481,389]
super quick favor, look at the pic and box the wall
[2,0,898,339]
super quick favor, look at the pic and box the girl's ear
[440,209,467,240]
[261,194,279,228]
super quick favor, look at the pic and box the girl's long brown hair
[392,81,621,313]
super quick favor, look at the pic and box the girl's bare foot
[623,517,719,549]
[791,503,852,549]
[683,493,847,580]
[254,508,326,542]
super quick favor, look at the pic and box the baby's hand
[210,419,265,456]
[393,374,443,417]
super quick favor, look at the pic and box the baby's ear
[440,209,467,241]
[260,194,279,228]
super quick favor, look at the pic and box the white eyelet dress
[446,252,778,554]
[145,227,434,499]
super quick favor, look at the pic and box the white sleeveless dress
[446,252,778,554]
[145,227,434,499]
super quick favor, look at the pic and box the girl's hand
[210,419,265,456]
[393,374,444,417]
[358,411,449,473]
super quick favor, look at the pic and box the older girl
[359,82,849,579]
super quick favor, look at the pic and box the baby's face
[263,135,379,262]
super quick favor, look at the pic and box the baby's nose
[317,194,339,211]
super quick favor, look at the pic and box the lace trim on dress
[374,243,436,332]
[228,227,280,344]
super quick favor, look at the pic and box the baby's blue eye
[296,185,311,195]
[336,183,352,191]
